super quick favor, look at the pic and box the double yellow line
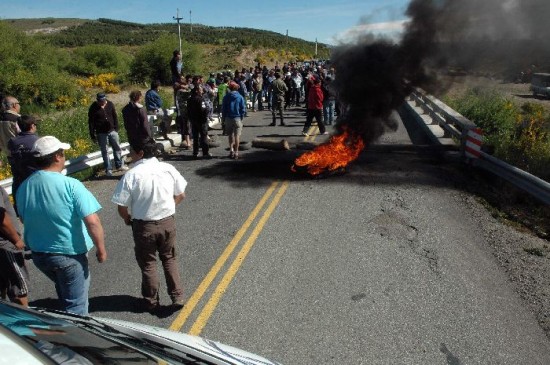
[304,126,320,142]
[169,180,289,335]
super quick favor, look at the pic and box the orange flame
[292,128,365,175]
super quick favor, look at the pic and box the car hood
[93,316,281,365]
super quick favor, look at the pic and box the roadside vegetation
[445,89,550,181]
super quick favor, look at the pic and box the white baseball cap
[32,136,71,157]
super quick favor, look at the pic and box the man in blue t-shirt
[16,136,108,315]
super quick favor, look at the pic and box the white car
[0,300,282,365]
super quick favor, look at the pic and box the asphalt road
[27,106,550,364]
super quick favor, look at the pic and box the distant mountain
[5,17,330,59]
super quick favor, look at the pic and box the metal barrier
[405,89,550,205]
[0,143,131,195]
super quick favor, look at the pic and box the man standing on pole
[170,49,182,84]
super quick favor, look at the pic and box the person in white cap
[16,136,107,315]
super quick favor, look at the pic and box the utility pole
[190,10,193,33]
[173,8,183,52]
[315,38,318,59]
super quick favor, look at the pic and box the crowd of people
[0,57,339,316]
[0,93,188,314]
[169,56,339,156]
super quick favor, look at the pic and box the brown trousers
[132,216,184,306]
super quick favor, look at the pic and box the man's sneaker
[302,131,308,136]
[203,153,213,159]
[172,298,185,308]
[269,122,276,126]
[106,170,113,177]
[321,132,329,135]
[119,165,129,171]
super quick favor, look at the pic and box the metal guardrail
[405,89,550,205]
[0,143,131,195]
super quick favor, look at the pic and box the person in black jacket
[88,92,127,176]
[187,86,212,159]
[122,90,151,147]
[170,50,182,83]
[7,115,39,213]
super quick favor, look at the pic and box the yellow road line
[305,126,318,142]
[169,181,281,331]
[188,181,290,336]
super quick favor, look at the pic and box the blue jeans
[97,131,122,172]
[32,252,90,315]
[323,99,336,125]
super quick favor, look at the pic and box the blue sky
[4,0,410,44]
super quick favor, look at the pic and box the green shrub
[0,21,81,109]
[447,89,517,149]
[130,34,201,84]
[447,90,550,180]
[66,44,132,81]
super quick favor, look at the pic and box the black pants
[303,109,325,134]
[191,121,209,155]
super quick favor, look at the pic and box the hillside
[5,17,330,71]
[3,18,87,33]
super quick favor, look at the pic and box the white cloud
[332,19,407,44]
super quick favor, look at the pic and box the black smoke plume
[330,0,550,144]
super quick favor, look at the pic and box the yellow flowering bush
[77,73,121,94]
[0,158,11,181]
[54,95,75,110]
[66,138,94,159]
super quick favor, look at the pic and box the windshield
[0,302,215,364]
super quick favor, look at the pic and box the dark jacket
[187,93,208,125]
[8,131,39,196]
[122,102,151,146]
[88,100,118,138]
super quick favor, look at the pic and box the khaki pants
[132,216,183,306]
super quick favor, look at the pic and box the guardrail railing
[405,89,550,205]
[0,143,131,195]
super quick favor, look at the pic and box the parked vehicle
[530,73,550,98]
[0,300,282,365]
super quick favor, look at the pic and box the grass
[445,89,550,181]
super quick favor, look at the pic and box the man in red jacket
[302,75,327,136]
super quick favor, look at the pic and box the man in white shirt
[111,138,187,312]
